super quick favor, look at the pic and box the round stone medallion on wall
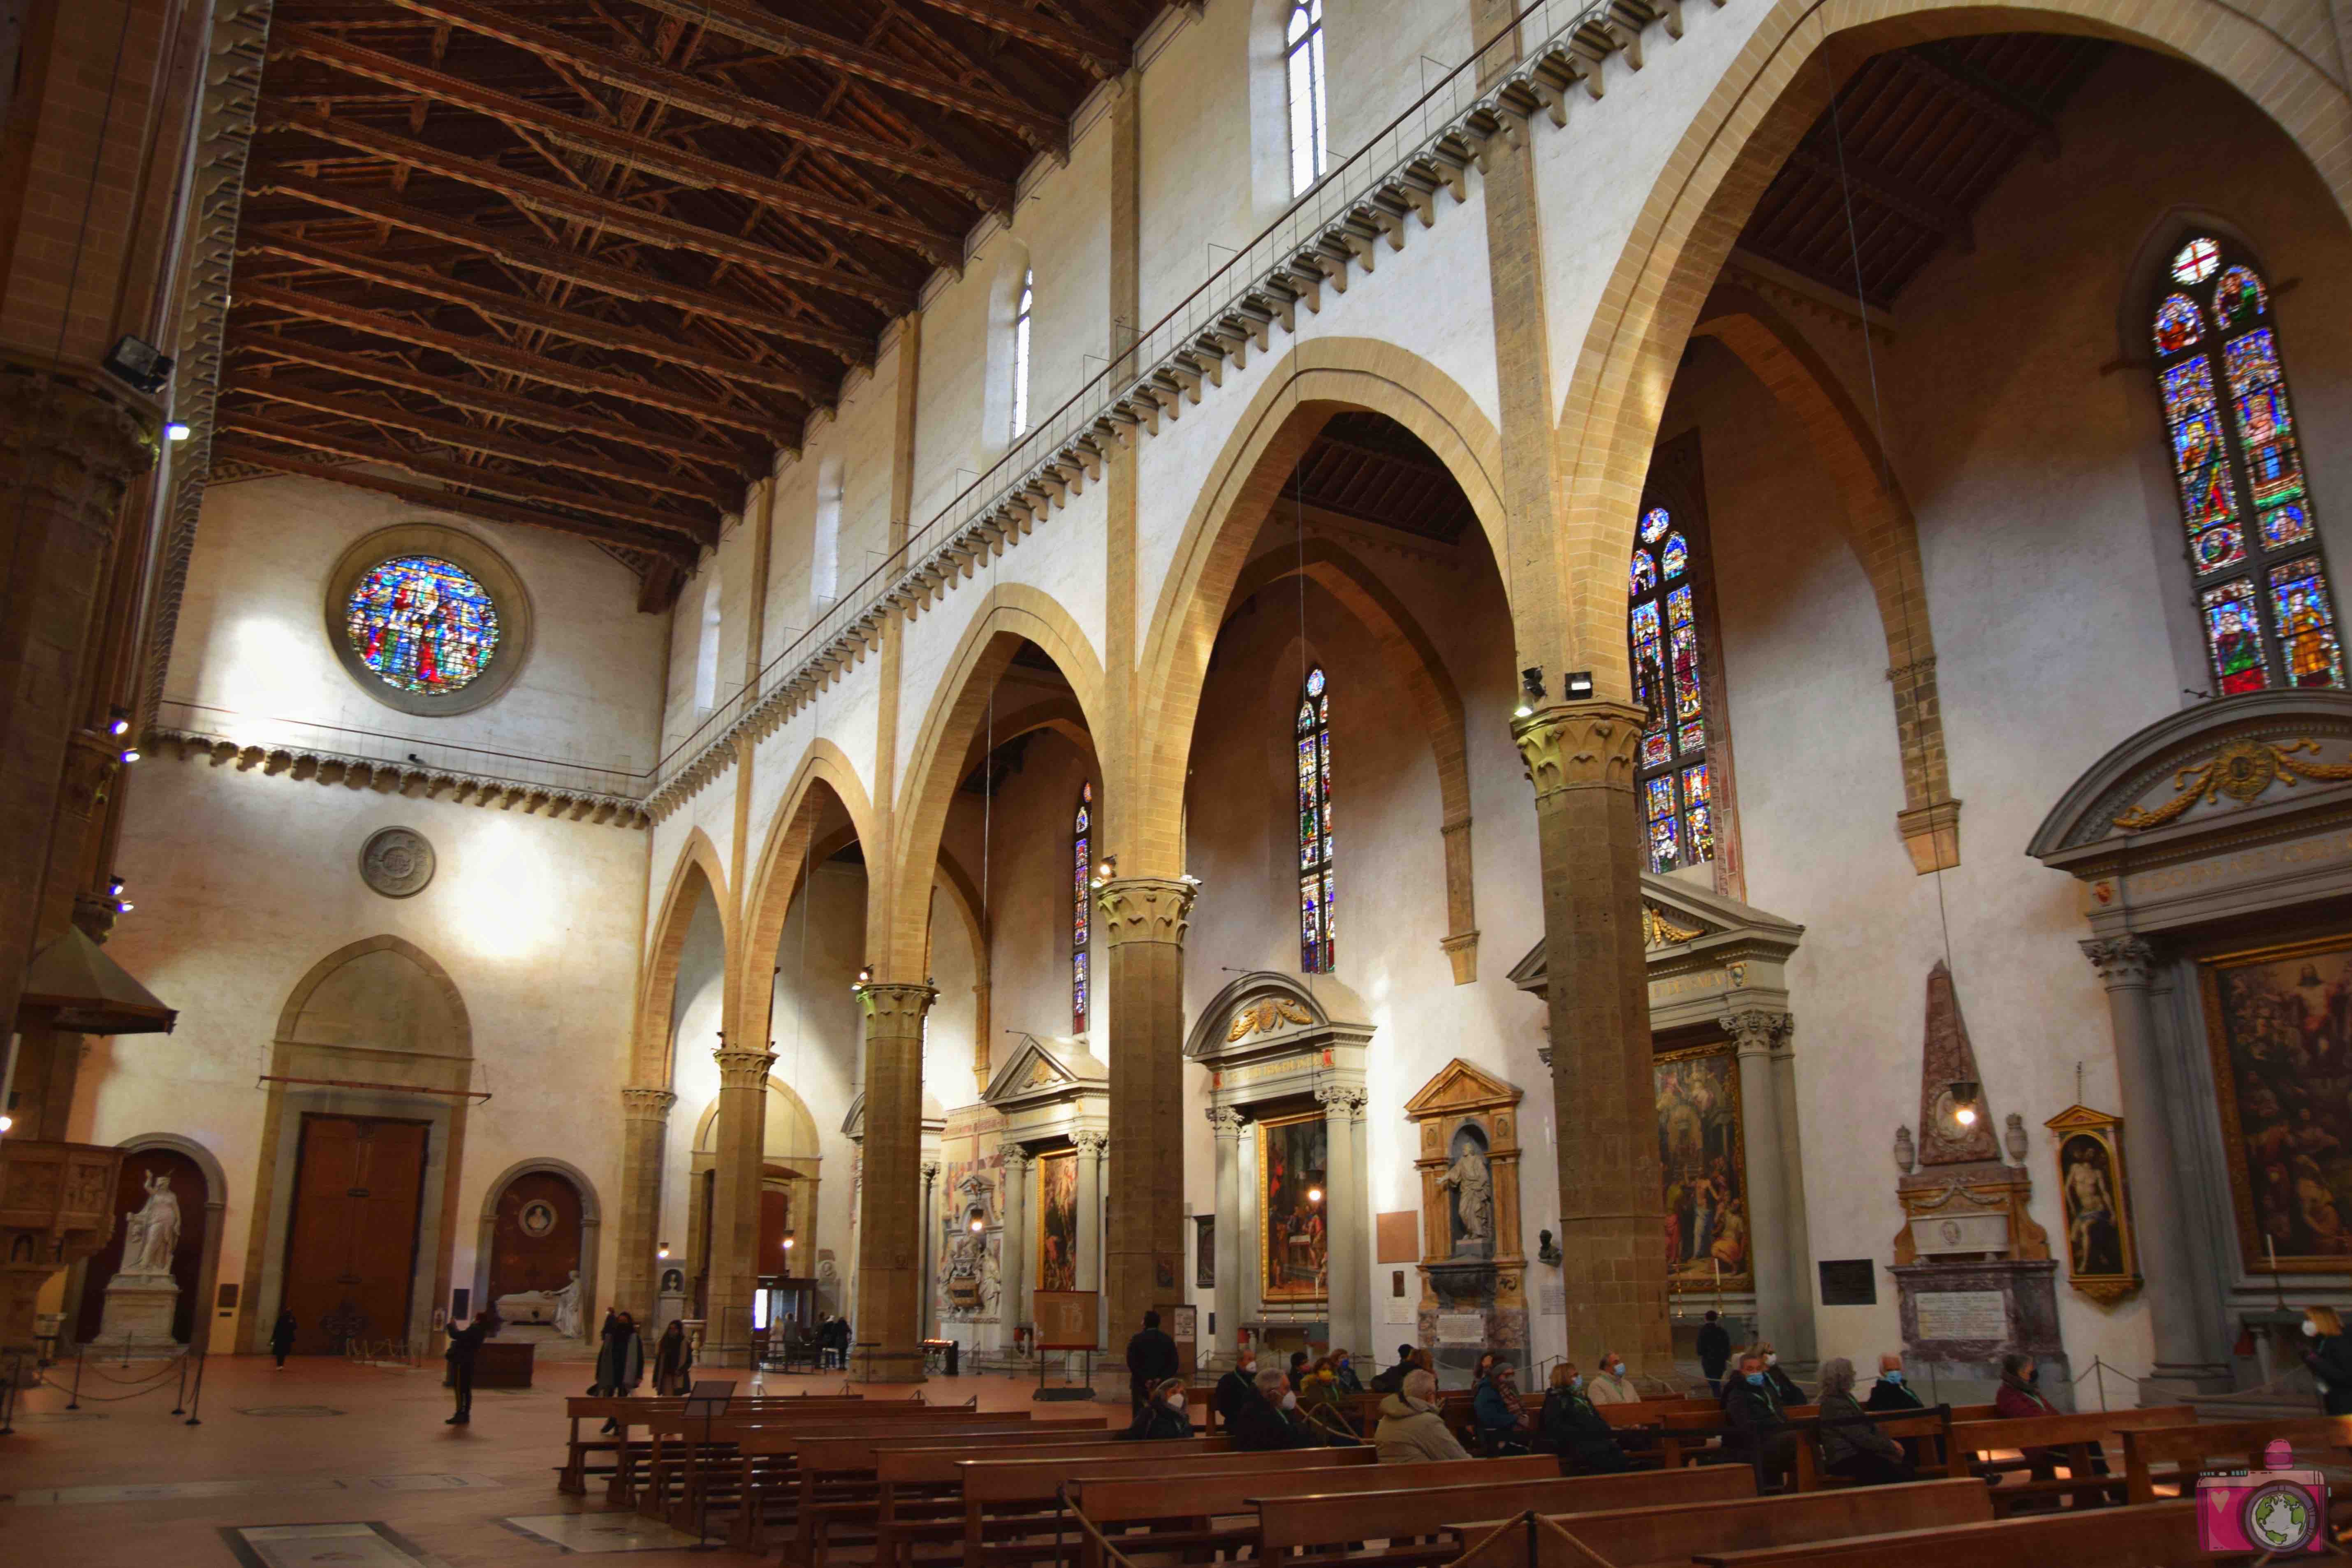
[325,522,533,716]
[361,827,437,899]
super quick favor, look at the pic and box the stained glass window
[1295,665,1334,973]
[2150,236,2344,696]
[1285,0,1326,198]
[1627,505,1715,873]
[344,555,500,695]
[1072,781,1091,1032]
[1011,269,1033,442]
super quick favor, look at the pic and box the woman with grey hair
[1231,1364,1321,1450]
[1815,1356,1914,1486]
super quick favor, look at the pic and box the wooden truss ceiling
[222,0,1165,606]
[1289,412,1477,545]
[1736,34,2109,309]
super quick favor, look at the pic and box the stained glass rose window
[343,555,503,695]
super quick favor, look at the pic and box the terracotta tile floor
[0,1354,1064,1567]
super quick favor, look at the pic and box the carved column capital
[714,1042,778,1088]
[1072,1130,1108,1158]
[0,357,160,533]
[2081,935,2158,989]
[1204,1106,1246,1137]
[1721,1008,1793,1054]
[858,980,939,1027]
[1509,701,1646,801]
[1001,1147,1033,1176]
[921,1161,941,1185]
[1094,876,1197,948]
[1314,1084,1368,1120]
[621,1086,678,1122]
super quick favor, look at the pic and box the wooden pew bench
[1685,1496,2200,1568]
[1941,1404,2192,1514]
[1787,1409,1954,1493]
[2122,1414,2352,1506]
[1068,1456,1556,1568]
[861,1436,1226,1568]
[1263,1461,1753,1568]
[784,1419,1123,1564]
[1469,1477,1989,1568]
[565,1393,872,1503]
[639,1405,1004,1536]
[958,1445,1374,1568]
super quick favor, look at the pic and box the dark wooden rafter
[235,283,796,439]
[380,0,1015,209]
[239,229,827,399]
[264,107,915,315]
[904,0,1127,76]
[221,411,718,542]
[1893,47,2061,158]
[229,379,737,506]
[250,174,874,356]
[1780,146,1974,252]
[271,26,964,263]
[224,329,760,479]
[216,440,700,565]
[626,0,1067,147]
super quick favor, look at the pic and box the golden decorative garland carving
[2113,738,2352,831]
[1225,997,1315,1041]
[1641,904,1705,947]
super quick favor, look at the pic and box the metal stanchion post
[66,1346,85,1409]
[184,1341,208,1426]
[1,1350,20,1435]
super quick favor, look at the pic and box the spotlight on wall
[854,965,872,992]
[969,1217,985,1234]
[119,747,140,764]
[1563,670,1595,700]
[102,334,174,395]
[1949,1077,1982,1128]
[658,1242,671,1259]
[783,1237,795,1252]
[1095,853,1117,883]
[108,877,125,896]
[118,901,134,913]
[1515,667,1546,718]
[107,706,130,737]
[164,421,192,442]
[1306,1186,1324,1205]
[0,1115,12,1135]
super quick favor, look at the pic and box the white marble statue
[1439,1147,1493,1247]
[123,1172,181,1277]
[552,1269,584,1338]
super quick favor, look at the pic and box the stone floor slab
[498,1515,703,1553]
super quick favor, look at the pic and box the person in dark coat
[2303,1306,2352,1415]
[1288,1350,1311,1391]
[1230,1367,1321,1450]
[595,1310,646,1433]
[1119,1378,1196,1440]
[1995,1351,2107,1491]
[1815,1357,1913,1486]
[1696,1311,1732,1396]
[1755,1342,1805,1407]
[1721,1353,1797,1482]
[1863,1352,1926,1465]
[653,1319,694,1396]
[270,1308,298,1369]
[1472,1360,1532,1455]
[1369,1342,1418,1395]
[1215,1347,1263,1424]
[1537,1364,1629,1473]
[444,1307,498,1425]
[1124,1310,1179,1411]
[1331,1348,1364,1396]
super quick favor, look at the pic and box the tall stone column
[1206,1108,1244,1361]
[853,981,936,1381]
[615,1086,677,1323]
[707,1038,776,1363]
[1769,1022,1816,1364]
[1096,877,1196,1351]
[2081,937,2228,1391]
[1510,704,1669,1373]
[1724,1010,1797,1352]
[1001,1148,1032,1343]
[920,1160,942,1341]
[1318,1086,1370,1361]
[1073,1130,1107,1348]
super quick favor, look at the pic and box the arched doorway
[478,1161,598,1342]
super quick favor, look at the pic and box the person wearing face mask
[1231,1366,1322,1450]
[1537,1363,1629,1473]
[1119,1377,1196,1439]
[1753,1341,1805,1406]
[1375,1367,1469,1462]
[1997,1351,2108,1493]
[1472,1359,1532,1455]
[1721,1353,1798,1482]
[1864,1352,1925,1466]
[1331,1347,1364,1396]
[1216,1346,1263,1425]
[2300,1305,2352,1415]
[1814,1357,1913,1486]
[1584,1350,1638,1405]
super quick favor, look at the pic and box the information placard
[1032,1290,1099,1350]
[1914,1289,2007,1342]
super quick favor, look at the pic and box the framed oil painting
[1258,1111,1328,1303]
[1655,1042,1752,1293]
[2201,934,2352,1271]
[1037,1149,1079,1292]
[1194,1214,1215,1290]
[2044,1104,2141,1303]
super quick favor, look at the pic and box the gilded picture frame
[1257,1110,1328,1304]
[2043,1104,2142,1304]
[2199,931,2352,1273]
[1655,1040,1753,1294]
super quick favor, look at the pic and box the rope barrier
[1050,1485,1151,1568]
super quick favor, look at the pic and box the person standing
[595,1310,646,1433]
[270,1307,298,1370]
[1124,1310,1178,1411]
[444,1307,498,1425]
[1696,1311,1731,1396]
[653,1319,695,1396]
[2302,1305,2352,1415]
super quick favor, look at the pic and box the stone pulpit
[1403,1059,1527,1379]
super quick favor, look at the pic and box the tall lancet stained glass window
[1073,781,1091,1032]
[2152,234,2344,694]
[1628,506,1715,873]
[1296,666,1335,973]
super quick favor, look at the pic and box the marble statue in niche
[552,1269,584,1338]
[1440,1127,1493,1256]
[121,1171,181,1277]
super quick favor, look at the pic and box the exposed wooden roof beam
[253,174,872,358]
[230,379,737,507]
[1784,145,1974,252]
[273,27,963,263]
[904,0,1126,76]
[381,0,1013,208]
[1893,49,2060,158]
[240,230,826,400]
[220,411,719,544]
[627,0,1066,146]
[215,440,701,565]
[235,283,798,439]
[267,107,914,314]
[224,329,759,478]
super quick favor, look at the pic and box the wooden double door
[282,1114,430,1354]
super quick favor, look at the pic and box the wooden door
[487,1170,583,1302]
[282,1114,429,1354]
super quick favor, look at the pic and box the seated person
[1369,1343,1419,1395]
[1995,1352,2107,1493]
[1231,1366,1323,1450]
[1722,1353,1798,1482]
[1472,1360,1533,1455]
[1376,1368,1469,1462]
[1537,1363,1629,1473]
[1585,1350,1640,1406]
[1754,1341,1805,1407]
[1119,1377,1195,1440]
[1214,1348,1263,1424]
[1814,1357,1914,1486]
[1288,1350,1312,1391]
[1864,1352,1922,1411]
[1330,1347,1365,1396]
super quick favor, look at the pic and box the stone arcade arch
[472,1157,602,1350]
[67,1132,229,1352]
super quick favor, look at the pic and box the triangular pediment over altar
[1402,1057,1522,1118]
[982,1033,1108,1107]
[841,1085,947,1141]
[1183,969,1374,1063]
[1506,874,1804,999]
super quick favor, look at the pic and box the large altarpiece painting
[1259,1112,1329,1303]
[1657,1043,1752,1292]
[2204,933,2352,1269]
[1037,1150,1078,1292]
